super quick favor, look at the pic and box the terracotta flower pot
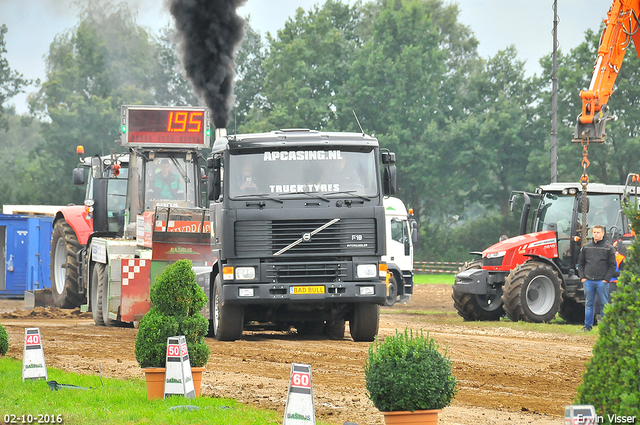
[382,409,441,425]
[142,367,166,400]
[142,367,206,400]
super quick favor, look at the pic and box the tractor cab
[528,183,628,274]
[71,106,212,238]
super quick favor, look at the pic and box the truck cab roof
[212,129,379,153]
[539,182,629,194]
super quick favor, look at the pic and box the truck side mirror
[72,167,85,185]
[410,219,418,244]
[383,165,396,195]
[208,157,222,201]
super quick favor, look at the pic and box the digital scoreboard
[119,106,211,149]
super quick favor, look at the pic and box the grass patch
[0,357,329,425]
[413,274,454,285]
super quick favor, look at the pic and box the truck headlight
[357,264,377,278]
[359,286,375,295]
[235,267,256,280]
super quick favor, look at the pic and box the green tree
[230,21,267,133]
[0,24,30,131]
[449,47,540,222]
[153,26,199,107]
[0,110,45,208]
[251,0,361,132]
[342,0,479,228]
[29,3,167,204]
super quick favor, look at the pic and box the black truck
[200,129,397,341]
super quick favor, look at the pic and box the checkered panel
[121,259,148,286]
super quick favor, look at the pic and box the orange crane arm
[574,0,640,142]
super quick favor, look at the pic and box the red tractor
[453,179,635,323]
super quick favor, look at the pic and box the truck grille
[266,262,348,283]
[235,218,377,258]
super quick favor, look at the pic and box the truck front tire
[349,304,379,342]
[212,275,244,341]
[51,220,84,309]
[384,275,398,307]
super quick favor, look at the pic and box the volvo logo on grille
[302,233,311,242]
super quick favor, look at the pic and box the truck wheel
[558,297,585,324]
[51,220,84,308]
[502,261,562,323]
[325,319,345,340]
[212,275,244,341]
[452,260,504,321]
[90,263,104,326]
[384,275,398,307]
[349,304,379,342]
[101,262,122,327]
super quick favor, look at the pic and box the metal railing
[414,261,465,274]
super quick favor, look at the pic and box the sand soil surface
[1,284,595,424]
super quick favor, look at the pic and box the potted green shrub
[134,259,210,399]
[0,322,8,356]
[364,328,457,424]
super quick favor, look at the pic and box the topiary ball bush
[0,323,8,356]
[365,329,457,412]
[150,259,207,318]
[135,259,210,368]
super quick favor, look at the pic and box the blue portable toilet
[0,214,53,298]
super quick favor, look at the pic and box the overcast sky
[1,0,608,114]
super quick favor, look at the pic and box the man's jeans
[584,279,609,330]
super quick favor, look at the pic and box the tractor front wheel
[502,261,562,323]
[452,260,505,321]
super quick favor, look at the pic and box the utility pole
[550,0,559,183]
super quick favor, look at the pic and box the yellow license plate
[290,286,325,295]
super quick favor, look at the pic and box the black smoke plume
[168,0,247,128]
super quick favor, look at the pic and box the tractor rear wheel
[558,296,585,324]
[51,219,84,309]
[452,260,505,321]
[502,261,562,323]
[349,303,379,342]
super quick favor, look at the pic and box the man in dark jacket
[577,225,616,332]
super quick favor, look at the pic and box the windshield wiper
[279,191,330,202]
[326,190,371,202]
[232,193,284,203]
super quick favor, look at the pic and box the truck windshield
[228,149,378,199]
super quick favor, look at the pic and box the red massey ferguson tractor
[452,179,636,323]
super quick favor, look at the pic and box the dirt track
[0,284,596,425]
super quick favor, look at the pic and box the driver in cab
[150,159,184,199]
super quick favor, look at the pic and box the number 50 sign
[291,372,311,388]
